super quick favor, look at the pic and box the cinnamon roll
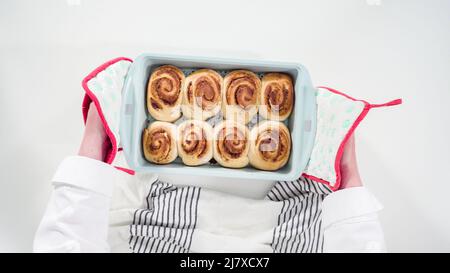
[259,73,294,121]
[222,70,261,124]
[213,121,250,168]
[147,65,185,122]
[177,120,213,166]
[142,121,178,164]
[181,69,223,120]
[249,120,291,171]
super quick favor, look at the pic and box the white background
[0,0,449,252]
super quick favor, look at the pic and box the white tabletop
[0,0,449,252]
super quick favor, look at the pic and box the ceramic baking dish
[120,53,317,181]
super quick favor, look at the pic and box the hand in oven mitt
[81,57,133,173]
[303,87,401,191]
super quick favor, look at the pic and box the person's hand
[78,103,109,161]
[339,134,363,190]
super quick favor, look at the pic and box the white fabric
[127,178,332,253]
[127,183,280,253]
[34,156,386,253]
[303,87,366,187]
[322,187,386,252]
[34,156,117,252]
[52,156,117,197]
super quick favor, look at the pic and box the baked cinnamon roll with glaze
[222,70,261,124]
[259,73,294,121]
[213,121,250,168]
[142,121,178,164]
[177,120,213,166]
[147,65,185,122]
[181,69,223,121]
[249,120,291,171]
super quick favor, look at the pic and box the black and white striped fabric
[129,181,201,253]
[268,177,332,253]
[129,177,331,253]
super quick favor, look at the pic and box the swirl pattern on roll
[182,69,223,120]
[222,70,261,124]
[142,121,178,164]
[213,121,249,168]
[177,120,213,166]
[249,120,291,171]
[259,73,294,121]
[147,65,185,122]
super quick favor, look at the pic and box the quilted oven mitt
[81,57,401,189]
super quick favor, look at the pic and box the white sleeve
[33,156,119,253]
[322,187,386,253]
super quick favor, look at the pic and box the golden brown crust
[249,121,291,171]
[147,65,185,122]
[181,69,223,120]
[213,120,249,168]
[222,70,261,124]
[177,120,213,166]
[259,73,294,121]
[142,121,178,164]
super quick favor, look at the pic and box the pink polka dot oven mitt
[81,57,401,185]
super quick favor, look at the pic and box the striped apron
[127,177,331,253]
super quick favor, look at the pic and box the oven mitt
[81,57,134,174]
[81,57,402,186]
[303,87,401,190]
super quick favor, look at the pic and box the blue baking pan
[120,53,317,181]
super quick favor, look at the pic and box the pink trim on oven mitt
[303,86,402,191]
[81,57,134,174]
